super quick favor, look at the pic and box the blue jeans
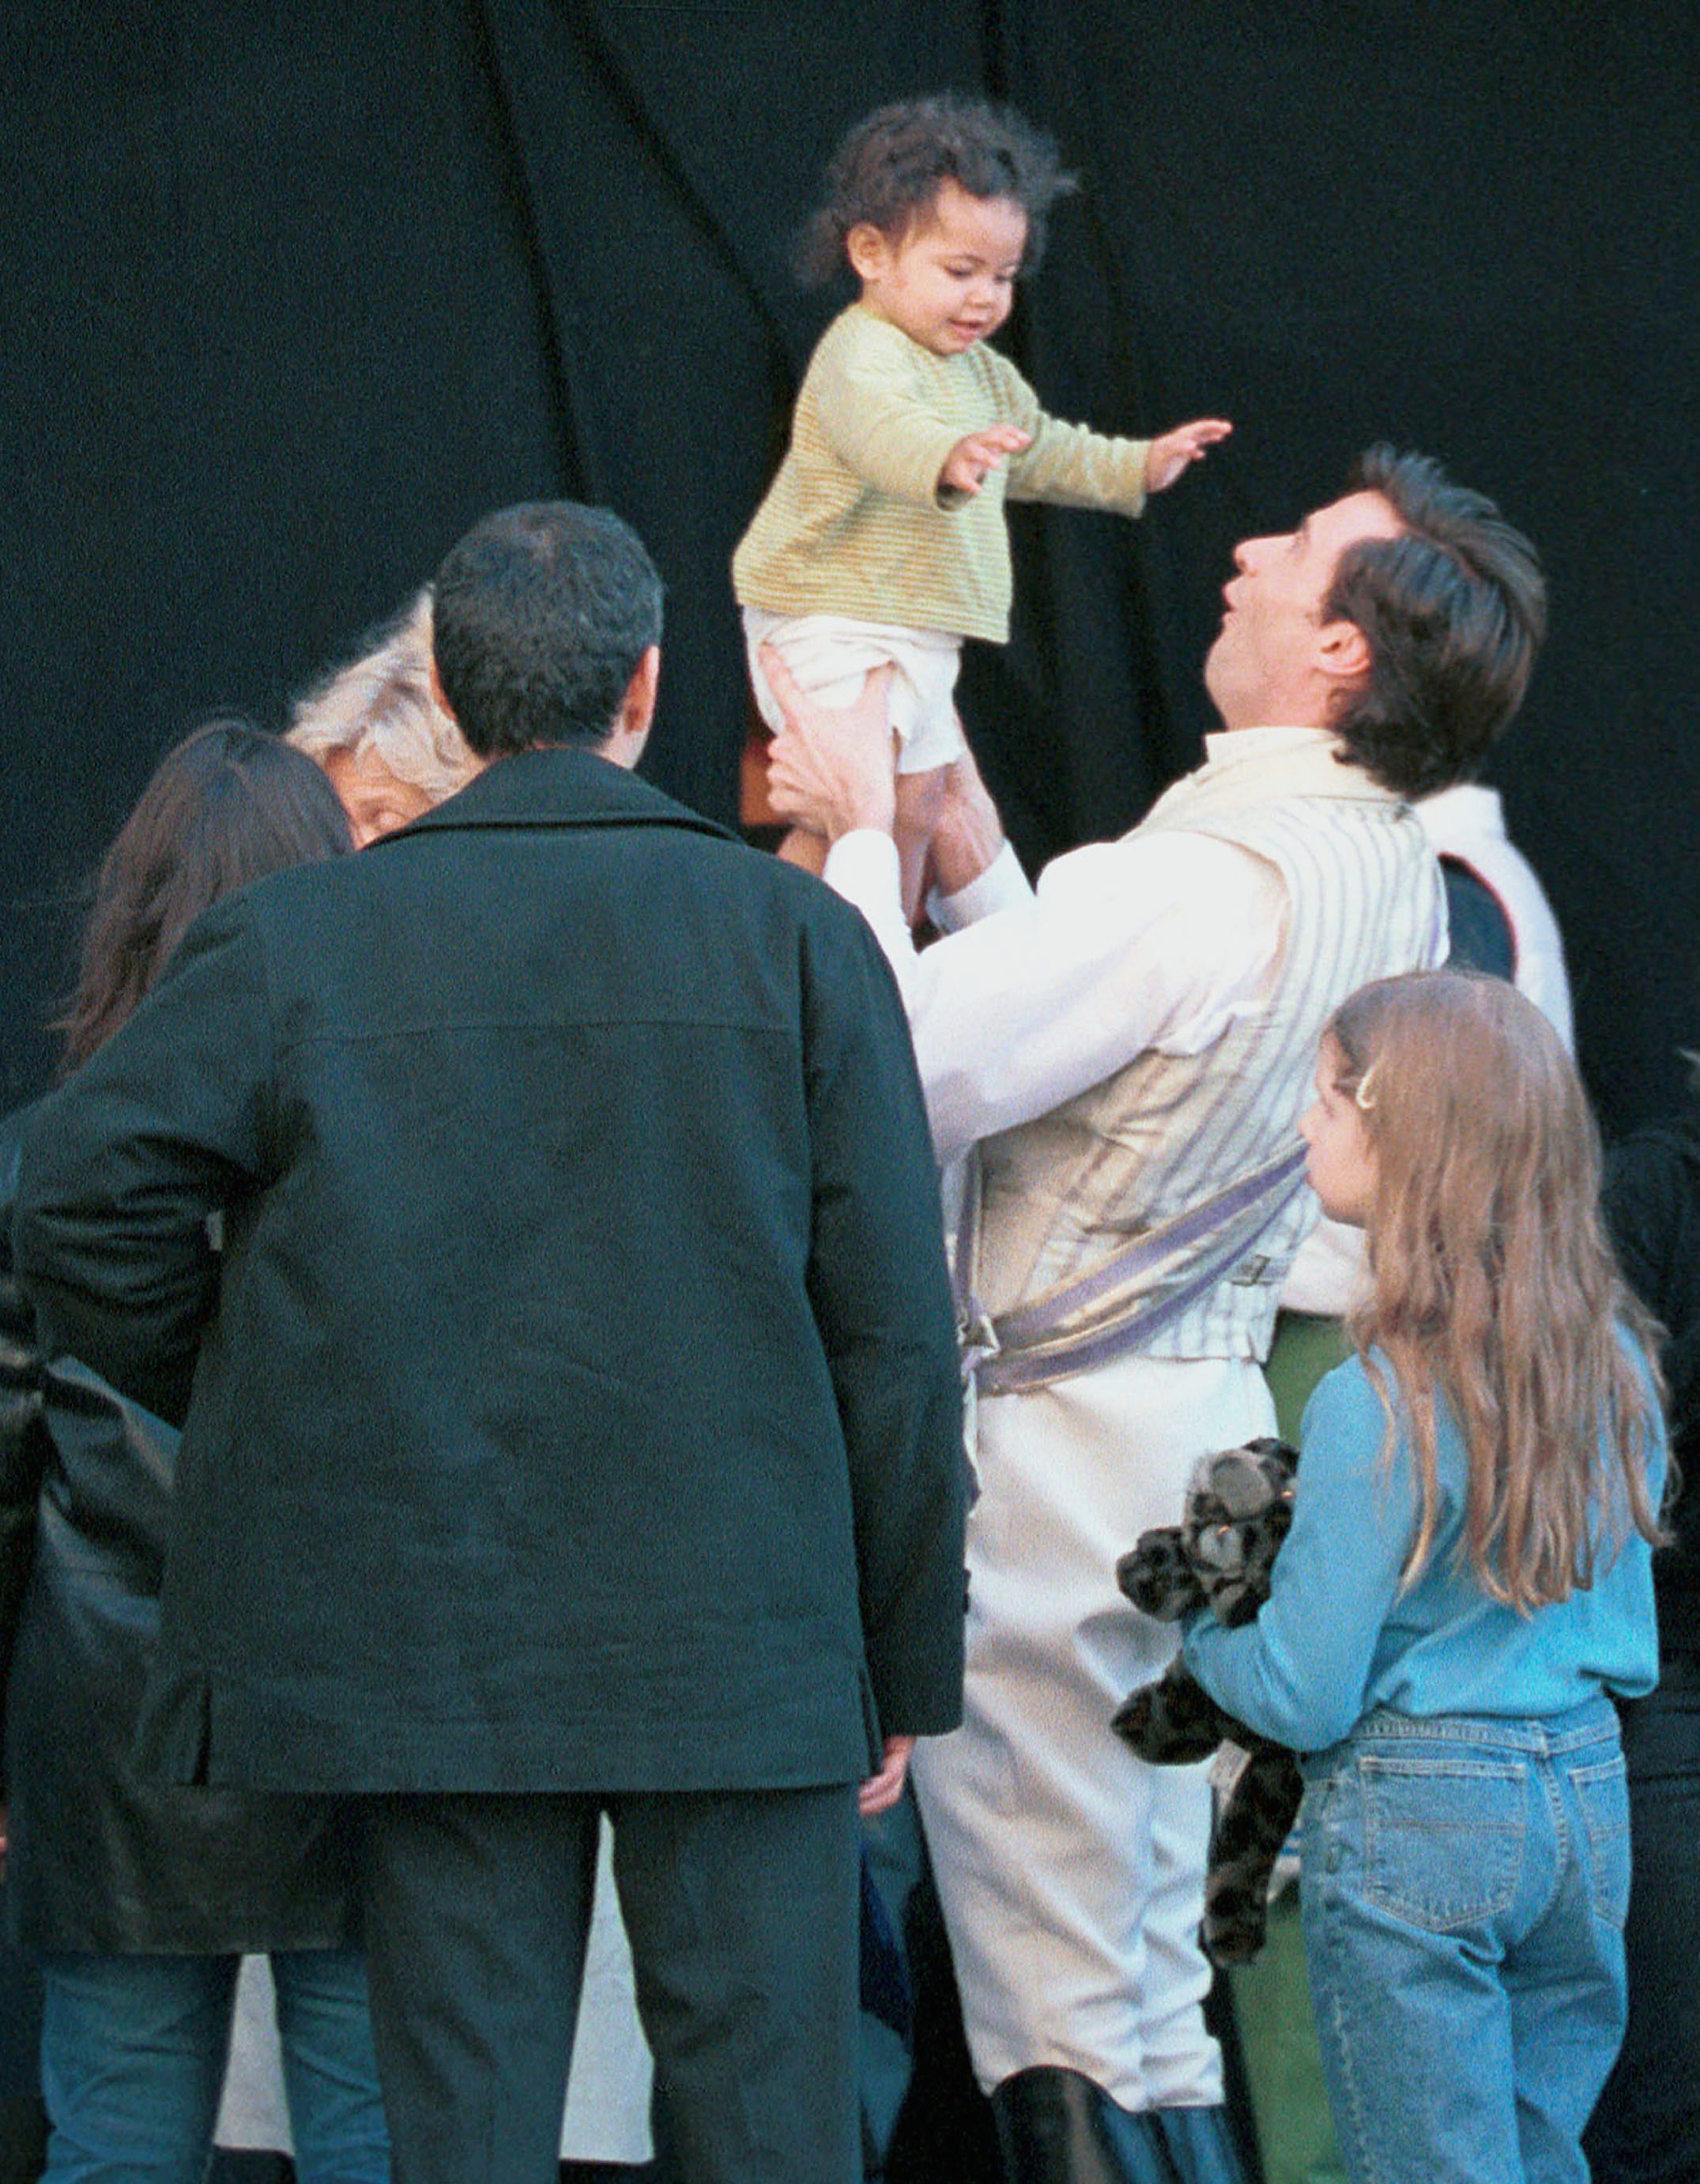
[1298,1702,1630,2184]
[39,1947,388,2184]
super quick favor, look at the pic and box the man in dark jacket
[13,502,967,2184]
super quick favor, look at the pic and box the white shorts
[742,608,966,775]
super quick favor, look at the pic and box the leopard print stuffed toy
[1111,1435,1302,1967]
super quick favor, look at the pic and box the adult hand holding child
[763,650,898,840]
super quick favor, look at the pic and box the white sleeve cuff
[820,831,914,977]
[931,842,1031,931]
[822,827,902,902]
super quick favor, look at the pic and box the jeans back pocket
[1361,1753,1525,1932]
[1566,1752,1631,1928]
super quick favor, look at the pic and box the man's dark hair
[60,720,351,1073]
[432,502,664,756]
[798,94,1076,285]
[1326,446,1547,798]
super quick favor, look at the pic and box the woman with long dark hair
[0,720,389,2182]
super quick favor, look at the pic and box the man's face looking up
[1203,490,1404,732]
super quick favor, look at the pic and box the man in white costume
[764,446,1547,2184]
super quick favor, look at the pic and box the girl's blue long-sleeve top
[1182,1347,1665,1753]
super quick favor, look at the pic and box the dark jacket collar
[378,744,734,846]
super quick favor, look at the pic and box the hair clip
[1352,1064,1378,1113]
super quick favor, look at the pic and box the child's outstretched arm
[812,332,1021,509]
[938,424,1034,500]
[1144,418,1234,493]
[989,353,1227,517]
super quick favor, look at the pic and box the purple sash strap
[959,1143,1309,1399]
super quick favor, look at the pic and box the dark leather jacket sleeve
[1,1109,52,1782]
[2,1101,358,1950]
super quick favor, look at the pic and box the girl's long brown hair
[1329,970,1664,1610]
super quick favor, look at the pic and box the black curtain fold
[3,2,1695,1133]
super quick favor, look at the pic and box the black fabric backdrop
[4,2,1695,1136]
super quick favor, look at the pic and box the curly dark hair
[797,94,1076,285]
[1326,446,1547,798]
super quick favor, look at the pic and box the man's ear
[426,653,496,784]
[1314,618,1374,688]
[603,645,660,770]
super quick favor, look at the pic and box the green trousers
[1231,1312,1348,2184]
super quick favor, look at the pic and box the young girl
[1182,970,1667,2184]
[733,92,1230,913]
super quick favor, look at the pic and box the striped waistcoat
[971,738,1442,1365]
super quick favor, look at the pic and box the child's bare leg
[776,827,830,876]
[894,763,948,923]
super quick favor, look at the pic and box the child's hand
[939,425,1033,499]
[1144,418,1233,493]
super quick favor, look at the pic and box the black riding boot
[986,2070,1167,2184]
[989,2069,1248,2184]
[1148,2103,1250,2184]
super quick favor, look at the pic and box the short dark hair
[798,94,1076,285]
[59,720,351,1072]
[431,502,664,756]
[1325,446,1547,797]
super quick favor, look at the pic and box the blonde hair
[1327,970,1664,1610]
[288,589,481,803]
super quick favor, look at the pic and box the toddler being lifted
[733,93,1230,912]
